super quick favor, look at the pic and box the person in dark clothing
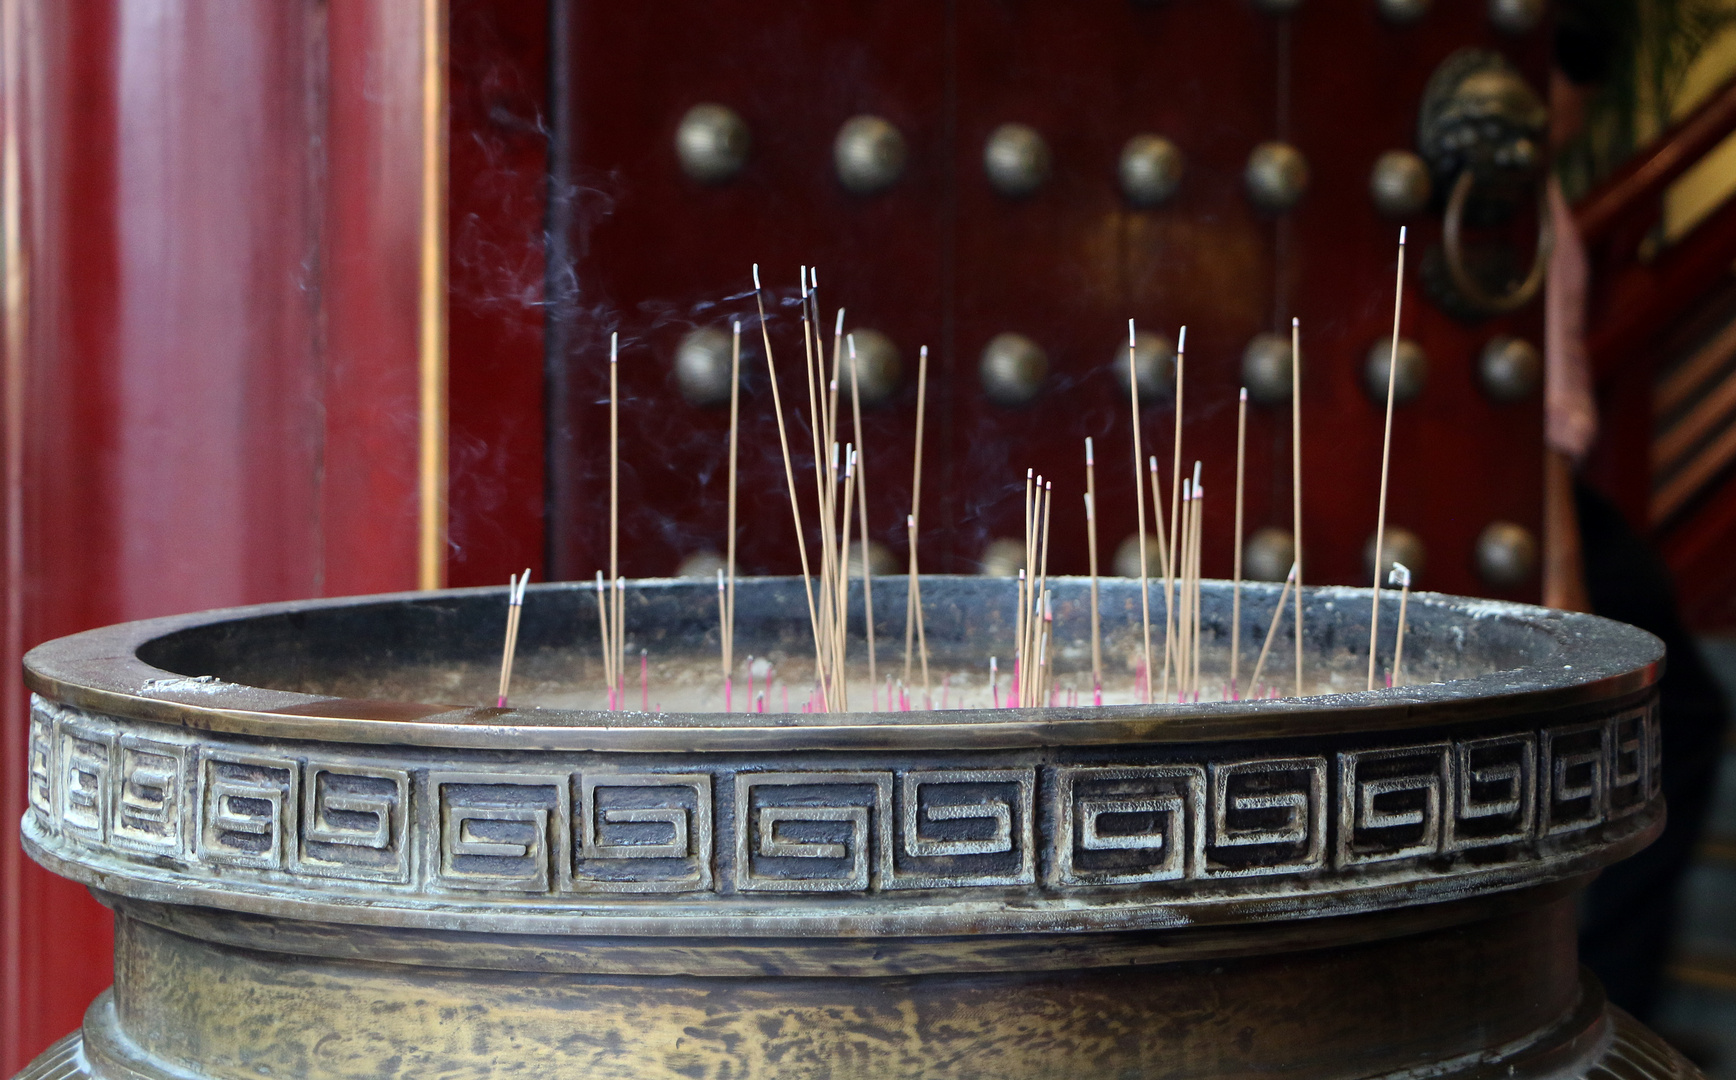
[1575,482,1731,1020]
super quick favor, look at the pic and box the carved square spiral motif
[573,772,713,893]
[197,754,297,870]
[734,772,892,892]
[1203,757,1327,877]
[1445,733,1536,851]
[1054,765,1205,885]
[1336,743,1450,866]
[889,769,1036,888]
[431,773,568,893]
[299,763,410,883]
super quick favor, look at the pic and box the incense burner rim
[22,577,1663,754]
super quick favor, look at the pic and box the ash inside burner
[133,575,1579,717]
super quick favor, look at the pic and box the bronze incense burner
[13,577,1701,1080]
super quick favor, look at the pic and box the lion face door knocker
[1417,49,1552,320]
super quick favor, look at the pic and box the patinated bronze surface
[11,578,1704,1080]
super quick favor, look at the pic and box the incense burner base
[12,889,1704,1080]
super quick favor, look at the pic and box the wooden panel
[557,0,949,580]
[446,0,547,588]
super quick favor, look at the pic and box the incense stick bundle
[496,570,529,707]
[1232,388,1248,700]
[1291,317,1304,699]
[1127,321,1154,704]
[751,265,827,708]
[1085,438,1102,702]
[1368,229,1408,692]
[1249,562,1298,696]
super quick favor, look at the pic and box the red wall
[0,0,547,1066]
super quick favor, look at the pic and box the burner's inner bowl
[132,576,1597,717]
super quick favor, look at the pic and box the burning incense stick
[1231,387,1248,700]
[752,264,827,709]
[1389,561,1412,687]
[1367,228,1408,692]
[725,318,741,706]
[1085,438,1102,703]
[1128,320,1154,704]
[1249,562,1298,696]
[1165,327,1187,702]
[496,570,529,707]
[847,334,876,698]
[904,345,930,694]
[1291,317,1304,699]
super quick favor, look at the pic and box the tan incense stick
[836,444,856,709]
[496,571,528,707]
[907,513,930,696]
[595,571,612,697]
[1128,320,1154,703]
[1232,387,1247,699]
[1190,467,1203,702]
[904,346,930,691]
[1085,438,1101,699]
[1367,228,1408,692]
[716,568,728,695]
[1249,562,1297,695]
[752,265,827,709]
[798,273,832,688]
[1165,327,1187,702]
[1291,316,1303,699]
[847,334,876,699]
[1390,562,1412,687]
[1176,478,1192,702]
[617,579,627,705]
[609,332,621,706]
[1148,455,1169,592]
[726,319,741,689]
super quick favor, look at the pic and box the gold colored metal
[417,0,449,590]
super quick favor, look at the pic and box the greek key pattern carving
[24,696,1660,905]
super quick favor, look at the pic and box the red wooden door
[548,1,1551,600]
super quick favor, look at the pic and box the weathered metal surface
[10,578,1700,1080]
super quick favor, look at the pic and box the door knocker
[1417,49,1552,319]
